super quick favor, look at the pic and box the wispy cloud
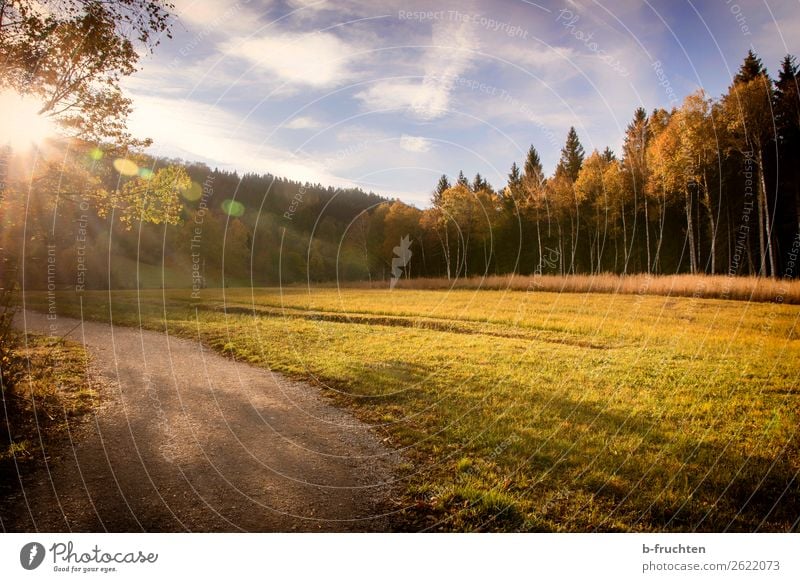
[220,31,362,89]
[355,17,475,119]
[282,116,323,129]
[399,134,432,152]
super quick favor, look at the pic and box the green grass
[23,286,800,531]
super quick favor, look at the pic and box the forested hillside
[6,50,799,290]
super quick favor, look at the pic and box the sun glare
[0,91,58,150]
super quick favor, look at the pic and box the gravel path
[2,310,400,532]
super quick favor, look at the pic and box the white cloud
[355,79,450,119]
[282,116,323,129]
[221,31,361,88]
[355,17,475,119]
[399,134,432,153]
[172,0,266,36]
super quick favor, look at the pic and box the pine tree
[774,54,800,234]
[508,162,522,189]
[522,145,547,271]
[505,162,523,209]
[557,127,585,182]
[472,173,490,192]
[735,49,766,83]
[601,147,616,163]
[457,171,470,189]
[722,51,776,276]
[523,145,544,186]
[433,174,450,207]
[622,107,652,272]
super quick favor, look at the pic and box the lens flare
[89,148,104,161]
[0,91,57,149]
[181,182,203,201]
[113,158,139,176]
[221,199,245,217]
[138,167,154,179]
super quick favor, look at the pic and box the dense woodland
[7,51,800,289]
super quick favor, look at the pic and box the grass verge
[1,334,97,467]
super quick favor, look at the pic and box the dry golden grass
[356,273,800,304]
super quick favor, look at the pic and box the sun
[0,91,58,150]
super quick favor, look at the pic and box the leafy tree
[440,184,492,276]
[679,90,720,273]
[574,150,611,273]
[1,0,174,146]
[109,165,192,228]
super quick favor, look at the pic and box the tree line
[350,51,800,281]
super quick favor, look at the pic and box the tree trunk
[643,196,652,273]
[620,198,629,274]
[702,171,716,274]
[685,188,697,274]
[758,150,776,277]
[755,156,767,276]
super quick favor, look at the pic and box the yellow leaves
[116,164,191,229]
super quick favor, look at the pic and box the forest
[6,50,800,289]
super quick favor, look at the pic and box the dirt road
[2,311,400,532]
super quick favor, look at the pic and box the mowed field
[25,286,800,532]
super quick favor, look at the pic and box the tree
[622,108,652,272]
[440,184,492,276]
[602,159,629,272]
[648,109,699,273]
[774,55,800,234]
[721,52,777,276]
[521,146,547,271]
[575,151,611,273]
[472,173,491,193]
[679,90,720,273]
[433,174,450,207]
[456,170,470,189]
[505,162,523,209]
[382,201,423,279]
[1,0,174,146]
[735,49,766,84]
[558,127,585,182]
[555,128,585,272]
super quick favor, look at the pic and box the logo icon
[20,542,46,570]
[390,235,412,290]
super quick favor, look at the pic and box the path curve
[3,310,400,532]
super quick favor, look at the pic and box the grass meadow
[24,284,800,531]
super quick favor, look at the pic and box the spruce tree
[433,174,450,206]
[557,127,585,182]
[523,145,544,186]
[472,173,491,192]
[735,49,766,83]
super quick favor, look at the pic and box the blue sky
[124,0,800,207]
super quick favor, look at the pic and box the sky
[124,0,800,207]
